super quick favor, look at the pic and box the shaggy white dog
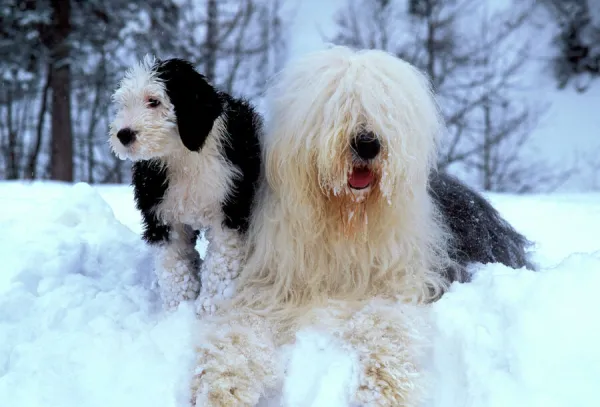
[108,56,262,315]
[189,45,453,407]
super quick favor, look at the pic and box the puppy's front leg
[154,222,201,311]
[195,227,245,316]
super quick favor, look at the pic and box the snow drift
[1,181,599,407]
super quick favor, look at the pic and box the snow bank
[0,182,199,407]
[429,254,600,407]
[1,182,599,407]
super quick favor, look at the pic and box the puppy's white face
[109,59,181,161]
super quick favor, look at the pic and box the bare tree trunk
[482,96,493,191]
[425,1,436,83]
[256,2,270,88]
[224,1,254,93]
[480,6,492,192]
[27,66,52,180]
[204,0,219,82]
[49,0,74,182]
[5,85,19,180]
[86,70,105,184]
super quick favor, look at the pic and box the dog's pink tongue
[348,168,374,189]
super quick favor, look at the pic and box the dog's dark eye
[147,98,161,108]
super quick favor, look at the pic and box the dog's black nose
[351,132,380,160]
[117,128,137,146]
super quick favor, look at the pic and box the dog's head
[109,56,223,161]
[263,45,444,236]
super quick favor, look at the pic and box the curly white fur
[190,310,281,407]
[189,45,453,407]
[195,227,245,316]
[154,224,201,311]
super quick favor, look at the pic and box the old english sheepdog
[190,46,450,407]
[188,45,535,407]
[108,56,262,315]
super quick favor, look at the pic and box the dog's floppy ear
[154,58,223,152]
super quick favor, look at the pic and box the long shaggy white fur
[235,45,453,322]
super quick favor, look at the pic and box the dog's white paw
[353,362,412,407]
[159,271,201,312]
[194,294,217,317]
[155,257,201,311]
[190,366,260,407]
[190,313,280,407]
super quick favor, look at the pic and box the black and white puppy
[109,56,262,315]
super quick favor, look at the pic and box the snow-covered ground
[1,181,599,407]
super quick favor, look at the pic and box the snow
[279,331,358,407]
[1,181,599,406]
[429,254,600,407]
[0,182,199,407]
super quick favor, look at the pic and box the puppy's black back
[429,171,535,284]
[218,93,263,234]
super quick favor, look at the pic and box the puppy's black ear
[154,58,222,152]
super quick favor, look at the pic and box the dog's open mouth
[348,166,374,190]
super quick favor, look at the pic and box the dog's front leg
[195,227,245,316]
[154,222,202,311]
[308,299,431,407]
[190,310,281,407]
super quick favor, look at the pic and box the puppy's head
[109,56,222,161]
